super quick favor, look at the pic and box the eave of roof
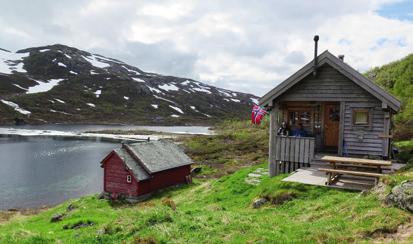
[259,50,401,111]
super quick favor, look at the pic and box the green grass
[182,119,269,176]
[394,139,413,164]
[0,164,411,243]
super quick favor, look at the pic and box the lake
[0,125,210,210]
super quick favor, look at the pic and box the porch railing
[272,136,315,175]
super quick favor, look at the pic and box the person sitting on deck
[292,123,306,137]
[277,121,290,136]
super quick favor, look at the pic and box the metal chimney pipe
[338,55,344,61]
[313,35,319,76]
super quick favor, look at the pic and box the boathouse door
[324,103,340,148]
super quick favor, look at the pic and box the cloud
[0,0,412,96]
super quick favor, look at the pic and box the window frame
[126,175,132,183]
[352,108,370,126]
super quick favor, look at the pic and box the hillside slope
[0,164,411,243]
[365,54,413,139]
[0,45,257,125]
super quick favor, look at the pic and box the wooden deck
[282,160,404,191]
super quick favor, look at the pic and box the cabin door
[324,103,340,148]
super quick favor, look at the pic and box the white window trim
[126,175,132,183]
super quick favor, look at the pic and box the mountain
[365,54,413,139]
[0,44,258,125]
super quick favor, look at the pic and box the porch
[282,157,404,191]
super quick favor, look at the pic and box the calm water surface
[0,125,210,210]
[0,137,116,210]
[0,124,212,134]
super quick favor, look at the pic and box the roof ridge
[259,49,401,111]
[122,143,153,174]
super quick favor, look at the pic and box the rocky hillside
[0,44,257,125]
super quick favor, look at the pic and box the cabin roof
[114,148,151,181]
[111,140,193,180]
[259,50,401,111]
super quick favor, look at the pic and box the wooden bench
[320,156,392,173]
[319,168,384,185]
[318,156,391,186]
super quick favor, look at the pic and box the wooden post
[383,111,390,158]
[269,103,279,177]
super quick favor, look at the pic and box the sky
[0,0,412,96]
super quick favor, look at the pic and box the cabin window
[353,109,370,125]
[126,175,132,183]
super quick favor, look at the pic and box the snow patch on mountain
[86,103,96,108]
[169,105,184,114]
[57,62,67,68]
[0,50,29,74]
[132,77,145,83]
[192,87,212,94]
[13,84,27,90]
[1,99,31,115]
[159,84,179,91]
[50,109,71,115]
[147,86,163,94]
[94,89,101,98]
[26,79,64,94]
[250,98,259,104]
[151,104,159,109]
[83,55,110,69]
[153,95,176,104]
[123,65,140,75]
[55,99,65,104]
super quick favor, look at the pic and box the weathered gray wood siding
[277,63,388,157]
[278,64,375,102]
[343,101,385,156]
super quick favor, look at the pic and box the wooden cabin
[259,38,401,177]
[100,140,192,200]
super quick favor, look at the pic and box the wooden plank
[318,168,383,177]
[289,137,295,163]
[280,137,285,162]
[268,107,279,177]
[299,138,305,163]
[309,138,315,165]
[285,137,290,163]
[294,138,300,163]
[304,138,310,164]
[383,111,390,157]
[338,101,345,156]
[320,156,391,166]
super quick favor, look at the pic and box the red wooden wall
[102,151,191,197]
[138,165,191,196]
[103,152,139,197]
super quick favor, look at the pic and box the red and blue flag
[251,104,267,125]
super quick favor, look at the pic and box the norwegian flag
[251,104,267,125]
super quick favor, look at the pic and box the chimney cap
[338,55,344,61]
[313,35,319,41]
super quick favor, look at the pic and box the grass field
[0,120,412,243]
[0,163,412,243]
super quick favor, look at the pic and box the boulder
[385,180,413,212]
[50,213,65,223]
[252,198,267,209]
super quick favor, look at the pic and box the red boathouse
[100,140,193,200]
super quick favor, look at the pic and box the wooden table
[318,156,392,185]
